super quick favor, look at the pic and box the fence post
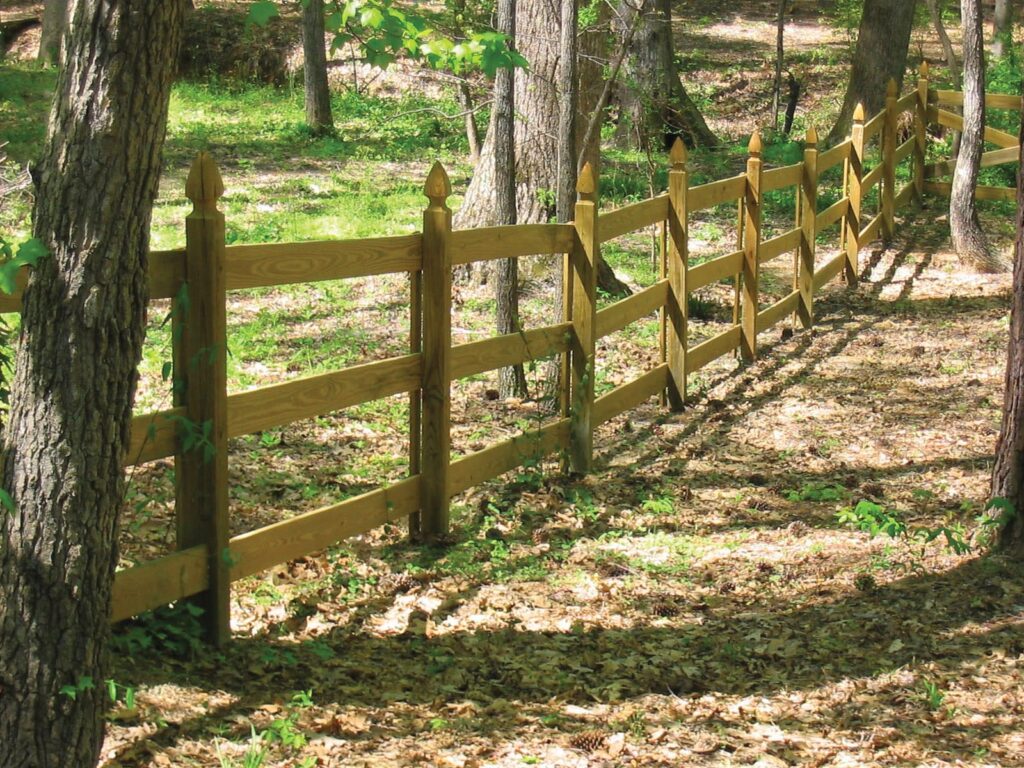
[407,267,423,540]
[798,127,818,329]
[420,162,452,538]
[844,104,864,286]
[666,138,688,410]
[569,163,598,473]
[882,78,898,241]
[741,131,763,362]
[178,152,230,646]
[913,62,930,203]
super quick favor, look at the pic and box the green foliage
[59,676,95,701]
[111,601,206,658]
[785,483,849,503]
[920,679,946,711]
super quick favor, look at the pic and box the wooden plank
[845,109,865,285]
[932,108,1019,148]
[934,89,1022,110]
[761,163,803,192]
[227,354,422,438]
[924,145,1021,179]
[812,253,846,291]
[595,280,668,338]
[742,135,762,362]
[149,249,187,300]
[599,195,669,242]
[860,212,883,243]
[450,223,574,265]
[451,322,572,380]
[759,228,801,264]
[818,140,851,173]
[448,419,570,496]
[593,364,669,425]
[229,477,420,580]
[686,326,741,375]
[895,136,915,163]
[798,130,818,329]
[896,91,917,112]
[882,80,898,241]
[420,164,453,537]
[915,68,929,200]
[126,408,183,466]
[863,109,886,141]
[895,182,914,208]
[222,234,422,290]
[689,250,743,291]
[815,198,848,231]
[756,290,800,334]
[570,165,599,473]
[687,174,746,212]
[110,546,209,623]
[923,180,1017,201]
[863,163,883,193]
[666,144,688,409]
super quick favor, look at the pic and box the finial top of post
[670,137,688,170]
[853,103,865,123]
[577,162,597,200]
[424,161,451,205]
[185,152,224,209]
[919,60,930,78]
[805,126,818,147]
[748,130,763,157]
[887,78,898,98]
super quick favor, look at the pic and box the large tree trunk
[302,0,334,136]
[0,2,185,766]
[951,0,1003,271]
[36,0,68,67]
[827,0,916,143]
[494,0,528,398]
[990,93,1024,553]
[618,0,718,149]
[992,0,1014,58]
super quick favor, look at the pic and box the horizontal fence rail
[3,72,1011,640]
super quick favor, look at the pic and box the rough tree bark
[951,0,1003,271]
[992,0,1014,58]
[37,0,68,67]
[618,0,718,149]
[990,92,1024,553]
[494,0,528,398]
[0,2,185,767]
[772,0,786,130]
[302,0,334,136]
[926,0,960,81]
[827,0,916,143]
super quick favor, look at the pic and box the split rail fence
[2,69,1018,643]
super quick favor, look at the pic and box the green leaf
[247,1,279,26]
[0,489,14,515]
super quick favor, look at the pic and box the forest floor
[2,1,1023,766]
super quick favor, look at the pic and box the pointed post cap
[853,103,865,124]
[748,130,763,157]
[185,152,224,208]
[887,78,898,98]
[805,126,818,147]
[919,60,930,78]
[424,161,451,205]
[670,137,688,170]
[577,162,597,200]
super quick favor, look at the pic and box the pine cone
[570,730,606,752]
[598,560,631,578]
[381,573,418,594]
[651,599,680,618]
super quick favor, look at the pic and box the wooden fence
[1,70,1017,643]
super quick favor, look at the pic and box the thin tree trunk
[494,0,528,398]
[772,0,785,131]
[0,2,185,766]
[457,81,482,164]
[927,0,960,80]
[36,0,68,67]
[828,0,916,143]
[993,0,1014,58]
[990,91,1024,553]
[951,0,1003,271]
[302,0,334,136]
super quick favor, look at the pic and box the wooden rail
[15,76,1004,638]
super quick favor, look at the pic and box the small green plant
[59,676,95,701]
[785,483,849,503]
[920,679,945,711]
[641,493,675,515]
[216,726,268,768]
[110,601,205,658]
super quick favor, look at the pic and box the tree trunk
[619,0,719,150]
[494,0,528,398]
[772,0,786,131]
[454,0,631,297]
[457,81,482,164]
[302,0,334,136]
[992,0,1014,58]
[0,2,185,766]
[37,0,68,67]
[990,93,1024,553]
[951,0,1003,271]
[926,0,960,81]
[827,0,916,144]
